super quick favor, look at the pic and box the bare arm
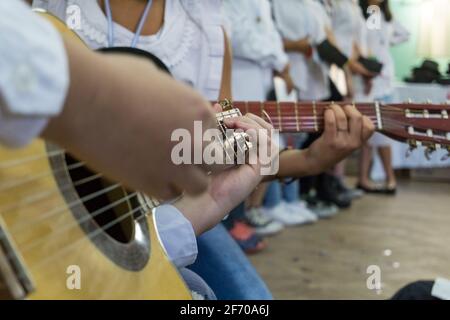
[283,37,312,55]
[43,35,217,199]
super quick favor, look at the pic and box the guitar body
[0,12,191,300]
[0,140,190,299]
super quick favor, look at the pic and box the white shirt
[34,0,224,101]
[328,0,366,58]
[366,16,410,98]
[0,0,69,147]
[273,0,330,101]
[223,0,288,100]
[154,205,198,268]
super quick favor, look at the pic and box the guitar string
[0,149,66,170]
[8,192,139,258]
[0,160,86,193]
[14,200,151,283]
[7,183,122,234]
[0,172,103,216]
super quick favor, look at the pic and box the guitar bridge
[0,219,34,299]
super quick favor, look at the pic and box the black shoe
[356,183,397,196]
[316,174,352,209]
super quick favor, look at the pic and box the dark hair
[360,0,393,22]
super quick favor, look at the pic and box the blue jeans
[188,224,273,300]
[264,180,300,209]
[264,134,306,208]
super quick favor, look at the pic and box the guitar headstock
[379,101,450,160]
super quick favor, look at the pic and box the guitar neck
[223,101,381,133]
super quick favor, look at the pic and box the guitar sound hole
[65,155,138,244]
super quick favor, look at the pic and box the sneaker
[305,196,339,219]
[228,221,267,254]
[261,204,312,226]
[245,208,285,237]
[282,201,318,224]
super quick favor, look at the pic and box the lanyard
[104,0,153,48]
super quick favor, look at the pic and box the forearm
[264,149,319,182]
[174,193,222,237]
[41,37,111,145]
[283,38,311,55]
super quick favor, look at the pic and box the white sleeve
[306,2,328,46]
[355,9,369,56]
[390,19,410,46]
[32,0,68,20]
[0,0,69,147]
[154,205,198,269]
[223,0,288,72]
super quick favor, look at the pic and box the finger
[343,104,362,140]
[175,166,211,196]
[329,104,348,132]
[362,116,376,142]
[212,103,223,113]
[245,113,275,131]
[224,116,263,131]
[324,108,337,140]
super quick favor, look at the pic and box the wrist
[302,147,322,176]
[174,194,219,236]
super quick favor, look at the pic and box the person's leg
[264,181,283,209]
[282,180,299,203]
[358,143,373,187]
[334,160,346,179]
[377,145,397,188]
[188,224,273,300]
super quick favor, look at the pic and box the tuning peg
[405,146,416,158]
[441,147,450,161]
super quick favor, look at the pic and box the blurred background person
[356,0,410,194]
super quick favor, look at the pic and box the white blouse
[367,17,410,98]
[273,0,331,101]
[223,0,288,100]
[33,0,225,101]
[328,0,366,58]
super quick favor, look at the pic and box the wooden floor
[249,179,450,300]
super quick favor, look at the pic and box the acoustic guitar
[1,11,449,300]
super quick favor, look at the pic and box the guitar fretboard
[217,101,381,133]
